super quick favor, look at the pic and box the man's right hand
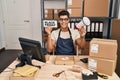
[45,26,52,35]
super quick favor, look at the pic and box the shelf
[44,0,66,9]
[41,0,119,48]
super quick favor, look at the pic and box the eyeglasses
[59,18,69,22]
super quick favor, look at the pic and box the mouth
[61,23,67,26]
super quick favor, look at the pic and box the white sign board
[43,20,57,28]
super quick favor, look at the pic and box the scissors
[53,71,64,77]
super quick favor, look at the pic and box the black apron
[55,28,75,55]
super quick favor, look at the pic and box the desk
[0,55,120,80]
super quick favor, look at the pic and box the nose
[62,20,66,22]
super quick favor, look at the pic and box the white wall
[31,0,42,43]
[0,0,5,49]
[0,1,2,48]
[119,4,120,18]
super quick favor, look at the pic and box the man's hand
[45,26,52,35]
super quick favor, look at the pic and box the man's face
[59,15,69,29]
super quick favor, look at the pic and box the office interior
[0,0,120,79]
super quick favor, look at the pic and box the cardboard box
[44,9,53,14]
[9,77,35,80]
[111,19,120,39]
[84,0,109,17]
[88,57,116,76]
[45,13,53,19]
[55,56,74,65]
[9,70,39,80]
[89,38,118,60]
[44,9,54,19]
[67,8,82,17]
[111,19,120,76]
[67,0,83,8]
[45,9,63,19]
[9,65,40,80]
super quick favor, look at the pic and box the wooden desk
[0,55,120,80]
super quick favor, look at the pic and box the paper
[68,0,72,5]
[54,9,58,14]
[88,59,97,71]
[45,9,48,13]
[43,20,57,28]
[90,44,98,53]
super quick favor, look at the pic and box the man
[45,10,86,55]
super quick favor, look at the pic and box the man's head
[58,10,70,29]
[58,10,70,18]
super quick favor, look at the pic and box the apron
[55,28,75,55]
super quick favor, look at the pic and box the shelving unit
[40,0,119,52]
[68,17,115,41]
[41,0,67,48]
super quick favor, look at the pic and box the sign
[43,20,57,28]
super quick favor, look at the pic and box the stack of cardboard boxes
[44,0,83,19]
[111,19,120,77]
[44,9,54,19]
[44,0,110,18]
[88,38,118,76]
[44,9,63,19]
[67,0,83,17]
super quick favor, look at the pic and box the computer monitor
[19,37,46,62]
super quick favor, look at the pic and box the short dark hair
[58,10,70,18]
